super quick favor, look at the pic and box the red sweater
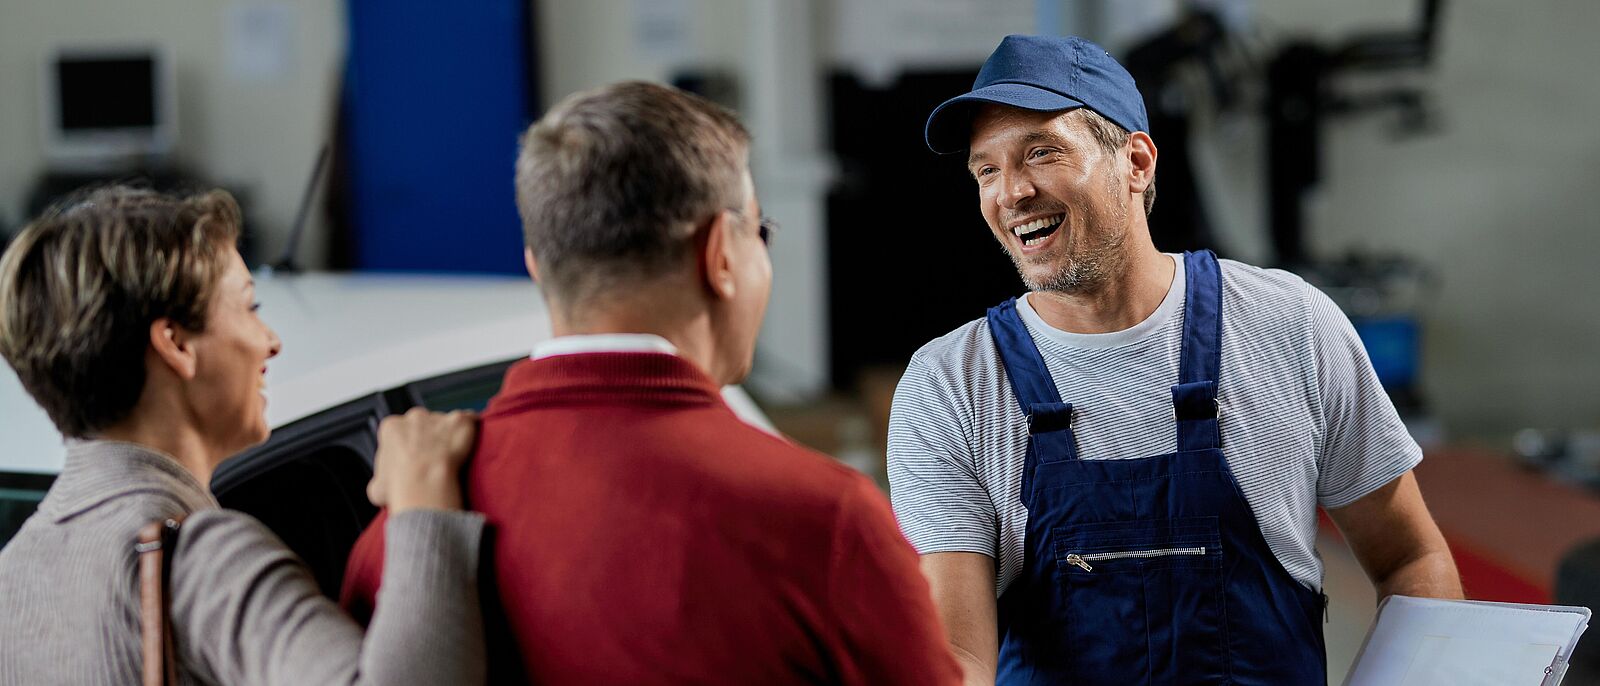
[341,352,960,685]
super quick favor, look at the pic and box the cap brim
[924,83,1086,154]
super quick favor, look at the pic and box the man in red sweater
[341,81,961,685]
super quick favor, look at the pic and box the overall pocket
[1049,517,1229,684]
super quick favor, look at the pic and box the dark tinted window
[208,358,517,597]
[208,358,516,598]
[406,358,515,412]
[212,394,389,599]
[217,446,377,599]
[0,473,53,547]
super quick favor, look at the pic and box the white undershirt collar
[530,333,679,360]
[1017,253,1185,350]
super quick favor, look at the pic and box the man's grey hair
[1075,108,1156,216]
[514,81,751,311]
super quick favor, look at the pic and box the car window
[0,473,53,548]
[209,358,517,598]
[217,444,377,598]
[212,393,391,599]
[404,358,515,412]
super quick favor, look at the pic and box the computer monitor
[40,47,176,169]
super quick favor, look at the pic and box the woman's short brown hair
[0,186,241,438]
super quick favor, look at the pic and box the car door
[210,358,517,599]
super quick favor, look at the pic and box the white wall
[1188,0,1600,438]
[812,0,1600,437]
[0,0,343,267]
[5,0,1591,435]
[537,0,837,401]
[538,1,685,100]
[825,0,1035,85]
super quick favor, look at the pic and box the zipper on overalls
[1063,546,1208,572]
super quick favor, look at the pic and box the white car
[0,271,773,596]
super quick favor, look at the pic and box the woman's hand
[367,408,478,512]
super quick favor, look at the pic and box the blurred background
[1,0,1598,680]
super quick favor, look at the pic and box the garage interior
[2,0,1599,682]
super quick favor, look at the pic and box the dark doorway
[826,69,1022,389]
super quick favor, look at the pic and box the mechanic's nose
[998,171,1036,209]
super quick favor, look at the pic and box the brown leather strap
[137,518,182,686]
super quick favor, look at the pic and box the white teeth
[1012,215,1064,238]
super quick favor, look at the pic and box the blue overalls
[990,251,1327,685]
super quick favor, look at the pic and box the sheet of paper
[1346,596,1589,686]
[225,1,297,82]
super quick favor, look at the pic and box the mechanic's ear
[1128,131,1157,195]
[699,210,738,301]
[148,318,198,381]
[523,247,541,283]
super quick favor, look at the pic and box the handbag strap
[136,517,183,686]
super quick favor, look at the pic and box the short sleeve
[886,354,998,557]
[1307,286,1423,509]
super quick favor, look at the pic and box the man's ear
[148,318,198,381]
[523,247,541,282]
[1127,131,1158,195]
[698,210,738,302]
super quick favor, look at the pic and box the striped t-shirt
[887,254,1421,594]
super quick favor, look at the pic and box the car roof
[1,270,772,475]
[251,271,550,429]
[1,271,546,475]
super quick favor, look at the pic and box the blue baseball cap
[925,35,1149,154]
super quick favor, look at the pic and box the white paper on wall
[225,2,297,82]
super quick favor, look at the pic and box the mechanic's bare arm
[1328,470,1463,601]
[922,552,1001,686]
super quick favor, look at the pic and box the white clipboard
[1344,596,1591,686]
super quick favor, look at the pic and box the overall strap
[987,299,1080,504]
[1173,250,1223,452]
[988,298,1065,411]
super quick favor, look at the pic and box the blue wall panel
[345,0,531,274]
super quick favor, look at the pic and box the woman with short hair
[0,186,486,684]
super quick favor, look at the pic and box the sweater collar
[38,440,218,522]
[488,352,725,415]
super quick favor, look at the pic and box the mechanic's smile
[1010,214,1064,248]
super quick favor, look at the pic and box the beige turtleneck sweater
[0,440,486,685]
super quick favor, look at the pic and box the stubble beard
[1001,175,1132,296]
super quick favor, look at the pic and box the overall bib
[991,250,1327,685]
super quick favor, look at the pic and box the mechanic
[888,34,1463,685]
[341,81,961,685]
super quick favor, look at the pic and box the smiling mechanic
[887,35,1464,685]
